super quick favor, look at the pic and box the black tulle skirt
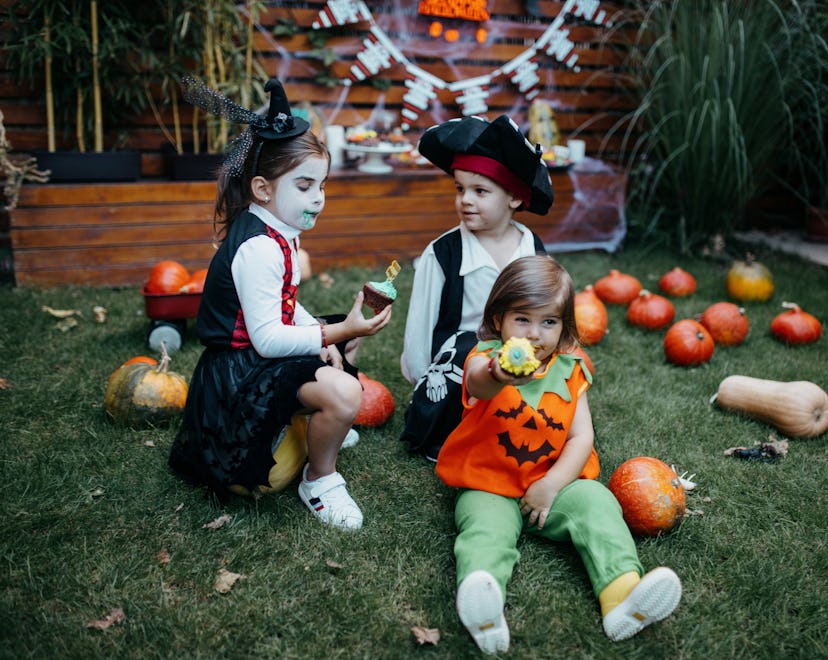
[169,346,325,495]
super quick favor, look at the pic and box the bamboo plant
[7,0,150,153]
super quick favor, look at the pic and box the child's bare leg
[298,366,362,480]
[344,336,361,369]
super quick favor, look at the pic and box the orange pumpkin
[571,346,595,377]
[770,302,822,345]
[354,373,395,427]
[594,269,642,305]
[179,268,208,293]
[700,302,749,346]
[608,457,686,536]
[105,347,188,426]
[574,285,609,345]
[726,257,773,302]
[658,267,697,297]
[145,260,190,295]
[664,319,714,366]
[108,356,158,383]
[626,290,675,330]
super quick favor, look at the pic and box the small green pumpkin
[105,346,188,425]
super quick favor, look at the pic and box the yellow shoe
[602,567,681,641]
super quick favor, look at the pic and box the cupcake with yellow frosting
[498,337,541,376]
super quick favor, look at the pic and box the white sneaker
[297,465,363,530]
[602,567,682,641]
[456,570,510,655]
[341,428,359,449]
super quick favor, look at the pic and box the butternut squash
[713,375,828,438]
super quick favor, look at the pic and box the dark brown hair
[213,131,330,241]
[479,255,580,352]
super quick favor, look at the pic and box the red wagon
[141,287,202,354]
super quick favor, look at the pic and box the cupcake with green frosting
[362,260,400,314]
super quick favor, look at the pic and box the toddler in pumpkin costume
[436,255,682,654]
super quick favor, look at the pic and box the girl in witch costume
[400,115,552,461]
[168,77,391,530]
[436,256,682,654]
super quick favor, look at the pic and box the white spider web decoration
[311,0,613,129]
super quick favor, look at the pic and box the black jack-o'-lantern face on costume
[494,399,564,465]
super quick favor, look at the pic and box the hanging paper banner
[570,0,611,27]
[311,0,613,122]
[500,48,542,100]
[312,0,373,29]
[347,25,408,83]
[449,75,492,116]
[400,65,446,130]
[535,23,579,71]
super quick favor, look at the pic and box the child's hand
[321,343,343,369]
[492,352,535,386]
[520,473,568,530]
[318,292,392,348]
[345,290,392,337]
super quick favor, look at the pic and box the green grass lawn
[1,242,826,659]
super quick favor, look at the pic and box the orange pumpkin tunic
[436,341,599,498]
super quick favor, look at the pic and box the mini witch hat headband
[180,76,310,177]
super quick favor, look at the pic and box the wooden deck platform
[10,165,625,287]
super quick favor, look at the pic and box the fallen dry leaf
[41,305,82,318]
[156,549,171,565]
[93,305,107,323]
[318,272,334,289]
[325,559,344,570]
[411,626,441,646]
[85,607,125,630]
[174,503,184,512]
[143,440,156,448]
[214,568,244,594]
[56,317,78,332]
[203,514,233,530]
[0,377,10,390]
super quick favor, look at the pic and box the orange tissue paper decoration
[418,0,490,21]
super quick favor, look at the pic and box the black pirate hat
[418,115,554,215]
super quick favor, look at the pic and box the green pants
[454,479,643,599]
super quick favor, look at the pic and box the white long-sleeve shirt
[400,220,540,384]
[232,203,322,358]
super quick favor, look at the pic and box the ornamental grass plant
[1,244,827,658]
[607,0,828,252]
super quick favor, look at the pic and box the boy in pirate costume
[400,114,552,461]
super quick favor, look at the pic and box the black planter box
[164,153,224,181]
[161,143,224,181]
[34,150,141,183]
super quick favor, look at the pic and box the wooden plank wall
[11,166,625,287]
[0,0,632,178]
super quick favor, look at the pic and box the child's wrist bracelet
[319,323,328,348]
